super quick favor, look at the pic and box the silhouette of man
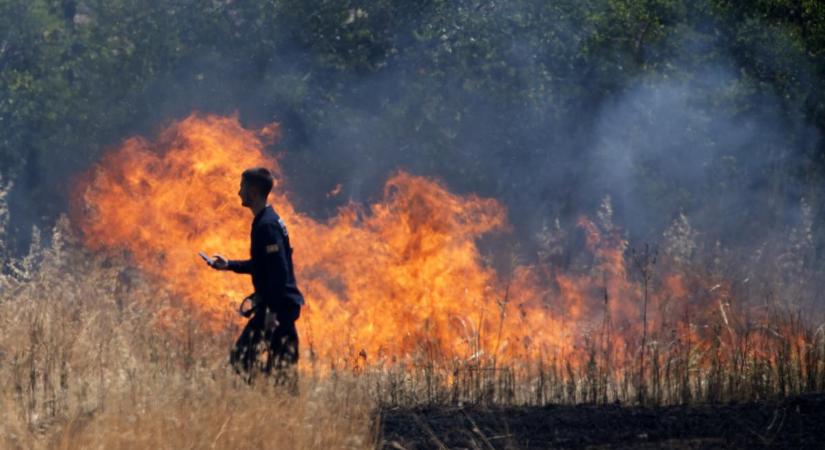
[208,167,304,384]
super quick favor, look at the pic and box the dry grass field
[0,220,380,449]
[1,207,824,449]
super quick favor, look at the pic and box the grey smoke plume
[588,68,819,247]
[1,1,821,270]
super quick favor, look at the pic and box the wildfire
[72,113,799,373]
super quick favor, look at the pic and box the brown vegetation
[0,219,376,449]
[1,207,824,448]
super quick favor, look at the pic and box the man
[208,167,305,383]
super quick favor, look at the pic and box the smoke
[588,68,819,247]
[1,0,821,272]
[237,4,821,269]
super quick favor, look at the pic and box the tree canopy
[1,0,823,255]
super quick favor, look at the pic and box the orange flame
[73,114,576,366]
[72,113,805,373]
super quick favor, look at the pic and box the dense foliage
[0,0,823,255]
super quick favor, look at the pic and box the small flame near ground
[72,113,787,371]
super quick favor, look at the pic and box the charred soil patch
[379,394,825,449]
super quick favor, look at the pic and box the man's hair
[242,167,274,197]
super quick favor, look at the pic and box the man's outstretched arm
[210,254,253,274]
[227,259,253,273]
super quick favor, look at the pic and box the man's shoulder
[253,207,286,234]
[259,208,276,221]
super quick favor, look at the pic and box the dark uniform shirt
[227,205,304,311]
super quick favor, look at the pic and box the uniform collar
[252,204,272,227]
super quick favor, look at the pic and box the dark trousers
[230,302,300,384]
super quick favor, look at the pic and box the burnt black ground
[378,394,825,449]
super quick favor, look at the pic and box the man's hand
[210,254,229,270]
[239,293,257,317]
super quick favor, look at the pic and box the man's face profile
[239,179,254,207]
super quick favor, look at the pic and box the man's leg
[230,315,265,379]
[266,321,299,392]
[266,321,299,367]
[264,304,300,391]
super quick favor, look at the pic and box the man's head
[239,167,274,208]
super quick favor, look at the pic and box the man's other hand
[210,254,229,270]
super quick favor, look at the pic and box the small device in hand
[198,251,214,266]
